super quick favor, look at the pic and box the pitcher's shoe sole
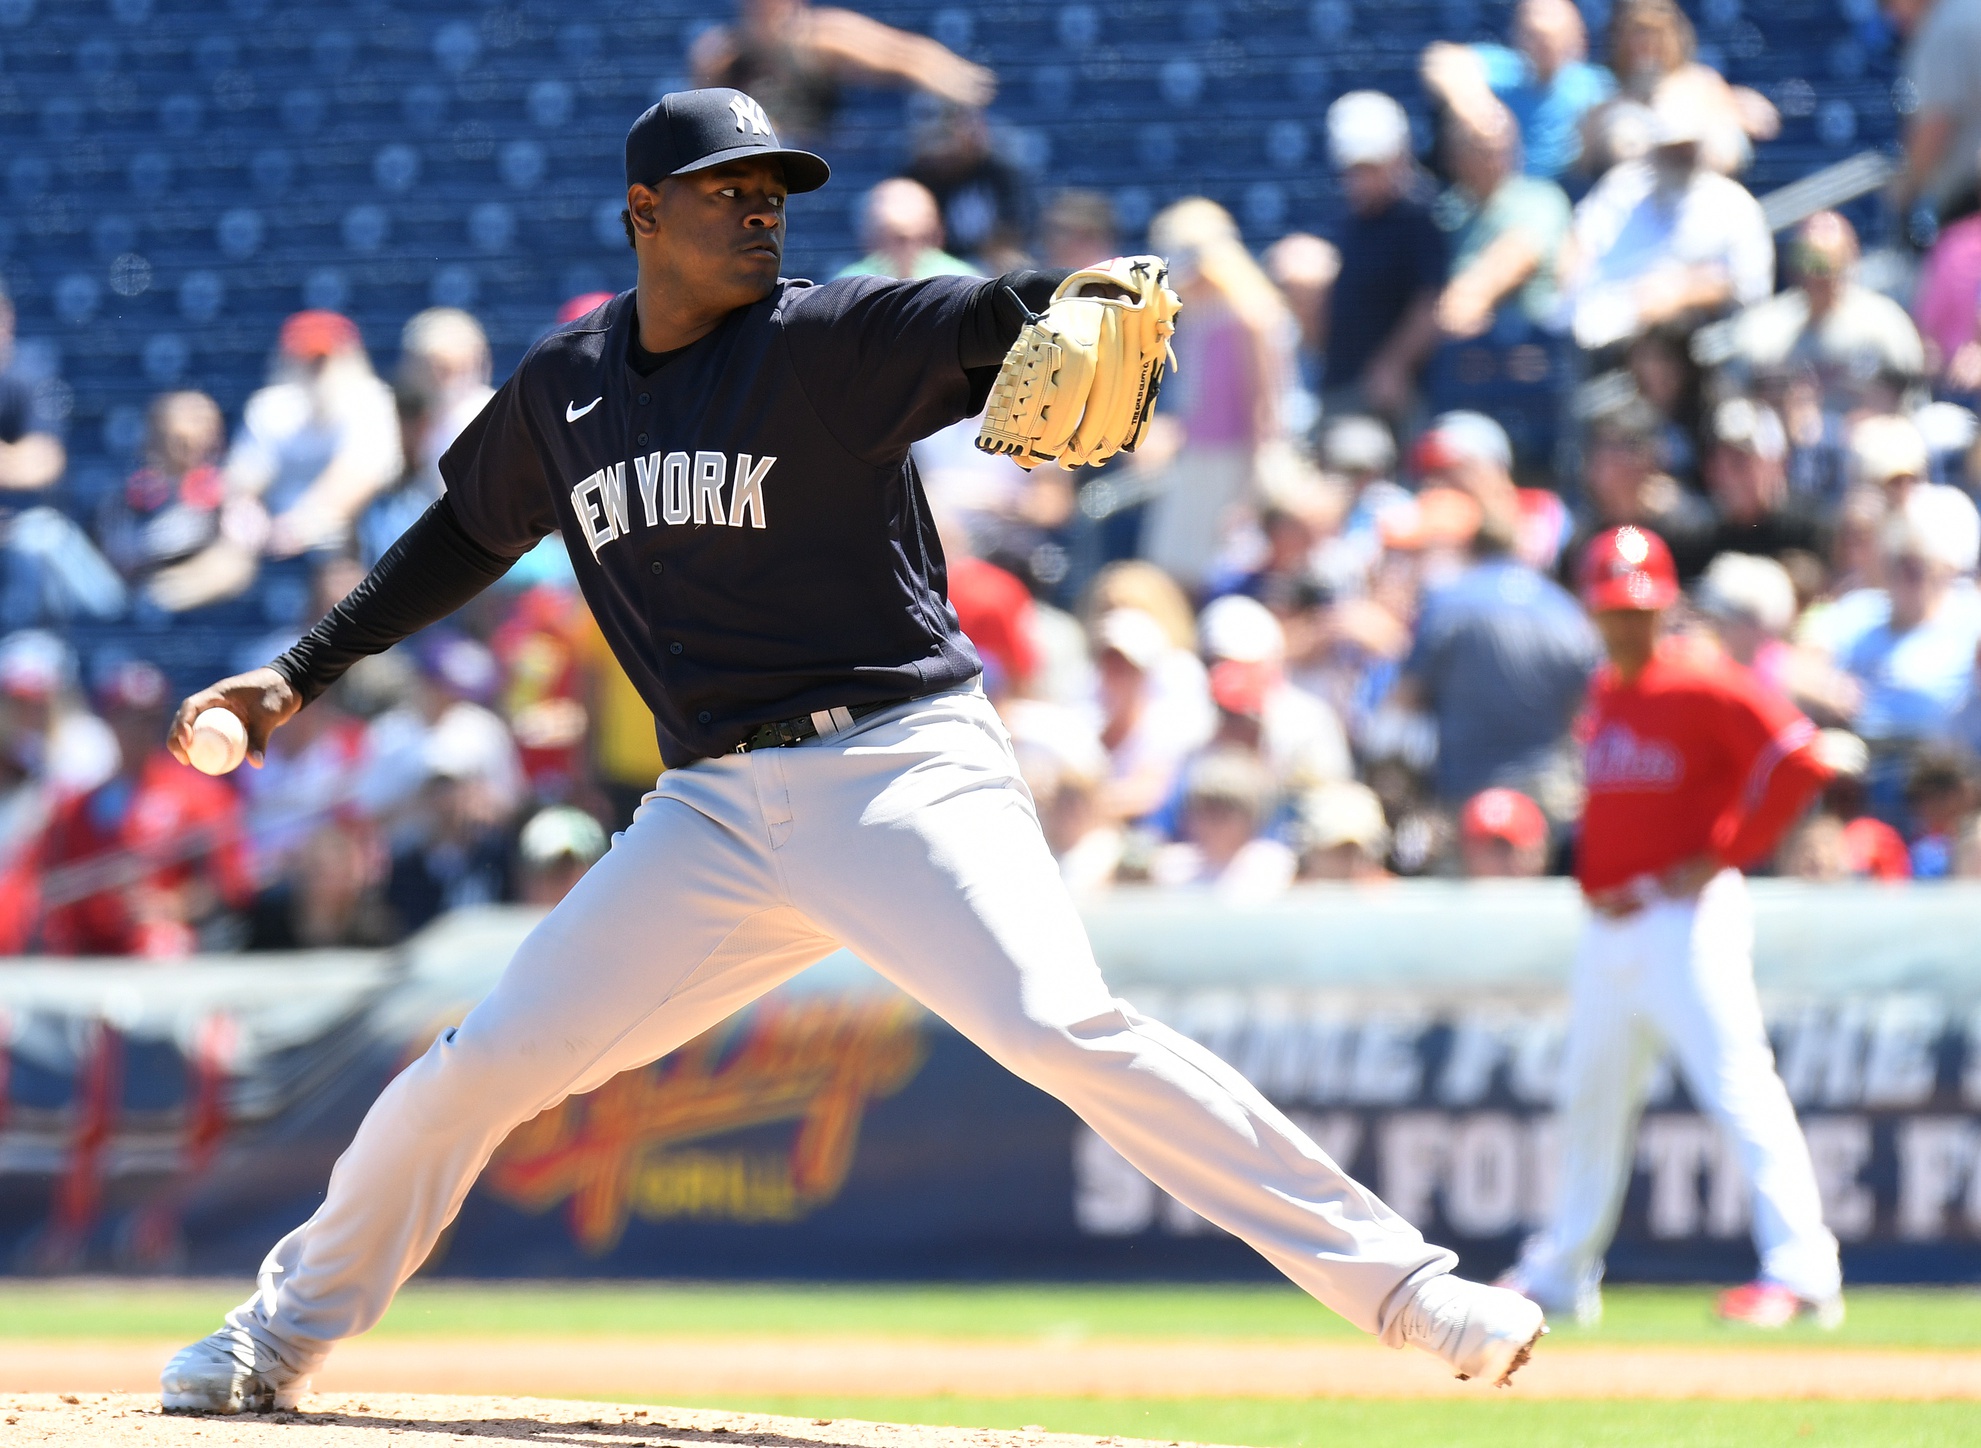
[1401,1275,1549,1387]
[1473,1321,1547,1387]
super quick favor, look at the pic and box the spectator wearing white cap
[1559,95,1773,352]
[1694,552,1802,699]
[0,629,116,800]
[1673,398,1829,579]
[1085,608,1213,826]
[1833,484,1981,750]
[1848,414,1933,507]
[517,805,609,907]
[1198,594,1351,788]
[1291,780,1393,882]
[357,634,525,830]
[1322,91,1449,423]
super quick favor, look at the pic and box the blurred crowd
[6,0,1981,955]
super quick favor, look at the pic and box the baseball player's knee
[393,1022,562,1124]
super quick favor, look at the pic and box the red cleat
[1715,1281,1844,1329]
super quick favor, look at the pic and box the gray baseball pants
[229,685,1454,1360]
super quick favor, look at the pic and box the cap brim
[1585,573,1678,611]
[1330,146,1396,169]
[670,145,831,193]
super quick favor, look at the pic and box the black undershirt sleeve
[268,492,518,706]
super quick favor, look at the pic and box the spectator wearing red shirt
[490,583,593,799]
[39,661,252,957]
[1505,527,1842,1332]
[946,554,1039,699]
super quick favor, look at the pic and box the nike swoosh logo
[565,397,602,422]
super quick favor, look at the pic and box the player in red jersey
[1501,526,1844,1328]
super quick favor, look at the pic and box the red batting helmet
[1579,526,1678,611]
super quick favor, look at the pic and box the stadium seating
[0,1,1905,681]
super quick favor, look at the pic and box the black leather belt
[734,697,913,753]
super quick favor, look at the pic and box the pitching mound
[1,1394,1236,1447]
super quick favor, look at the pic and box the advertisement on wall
[1,888,1977,1282]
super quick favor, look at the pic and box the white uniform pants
[1515,870,1840,1306]
[232,687,1452,1361]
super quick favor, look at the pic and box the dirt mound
[1,1394,1233,1447]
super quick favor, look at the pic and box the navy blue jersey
[439,276,986,765]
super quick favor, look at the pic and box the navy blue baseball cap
[625,88,831,194]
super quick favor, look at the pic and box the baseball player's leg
[166,765,835,1409]
[1506,913,1660,1322]
[778,691,1461,1344]
[1645,871,1840,1304]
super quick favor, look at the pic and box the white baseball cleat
[160,1320,314,1414]
[1399,1274,1548,1386]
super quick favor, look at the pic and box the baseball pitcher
[157,91,1544,1413]
[1503,526,1843,1327]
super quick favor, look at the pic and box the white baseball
[188,707,249,776]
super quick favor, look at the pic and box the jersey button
[650,561,663,575]
[638,392,651,406]
[670,642,683,654]
[637,432,649,445]
[697,711,712,724]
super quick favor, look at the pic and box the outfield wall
[1,883,1978,1283]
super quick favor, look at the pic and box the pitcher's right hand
[167,667,301,770]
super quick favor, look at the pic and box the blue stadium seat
[0,0,1910,665]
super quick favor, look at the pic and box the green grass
[6,1281,1978,1446]
[5,1280,1980,1351]
[646,1395,1981,1448]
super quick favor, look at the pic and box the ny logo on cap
[728,95,773,137]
